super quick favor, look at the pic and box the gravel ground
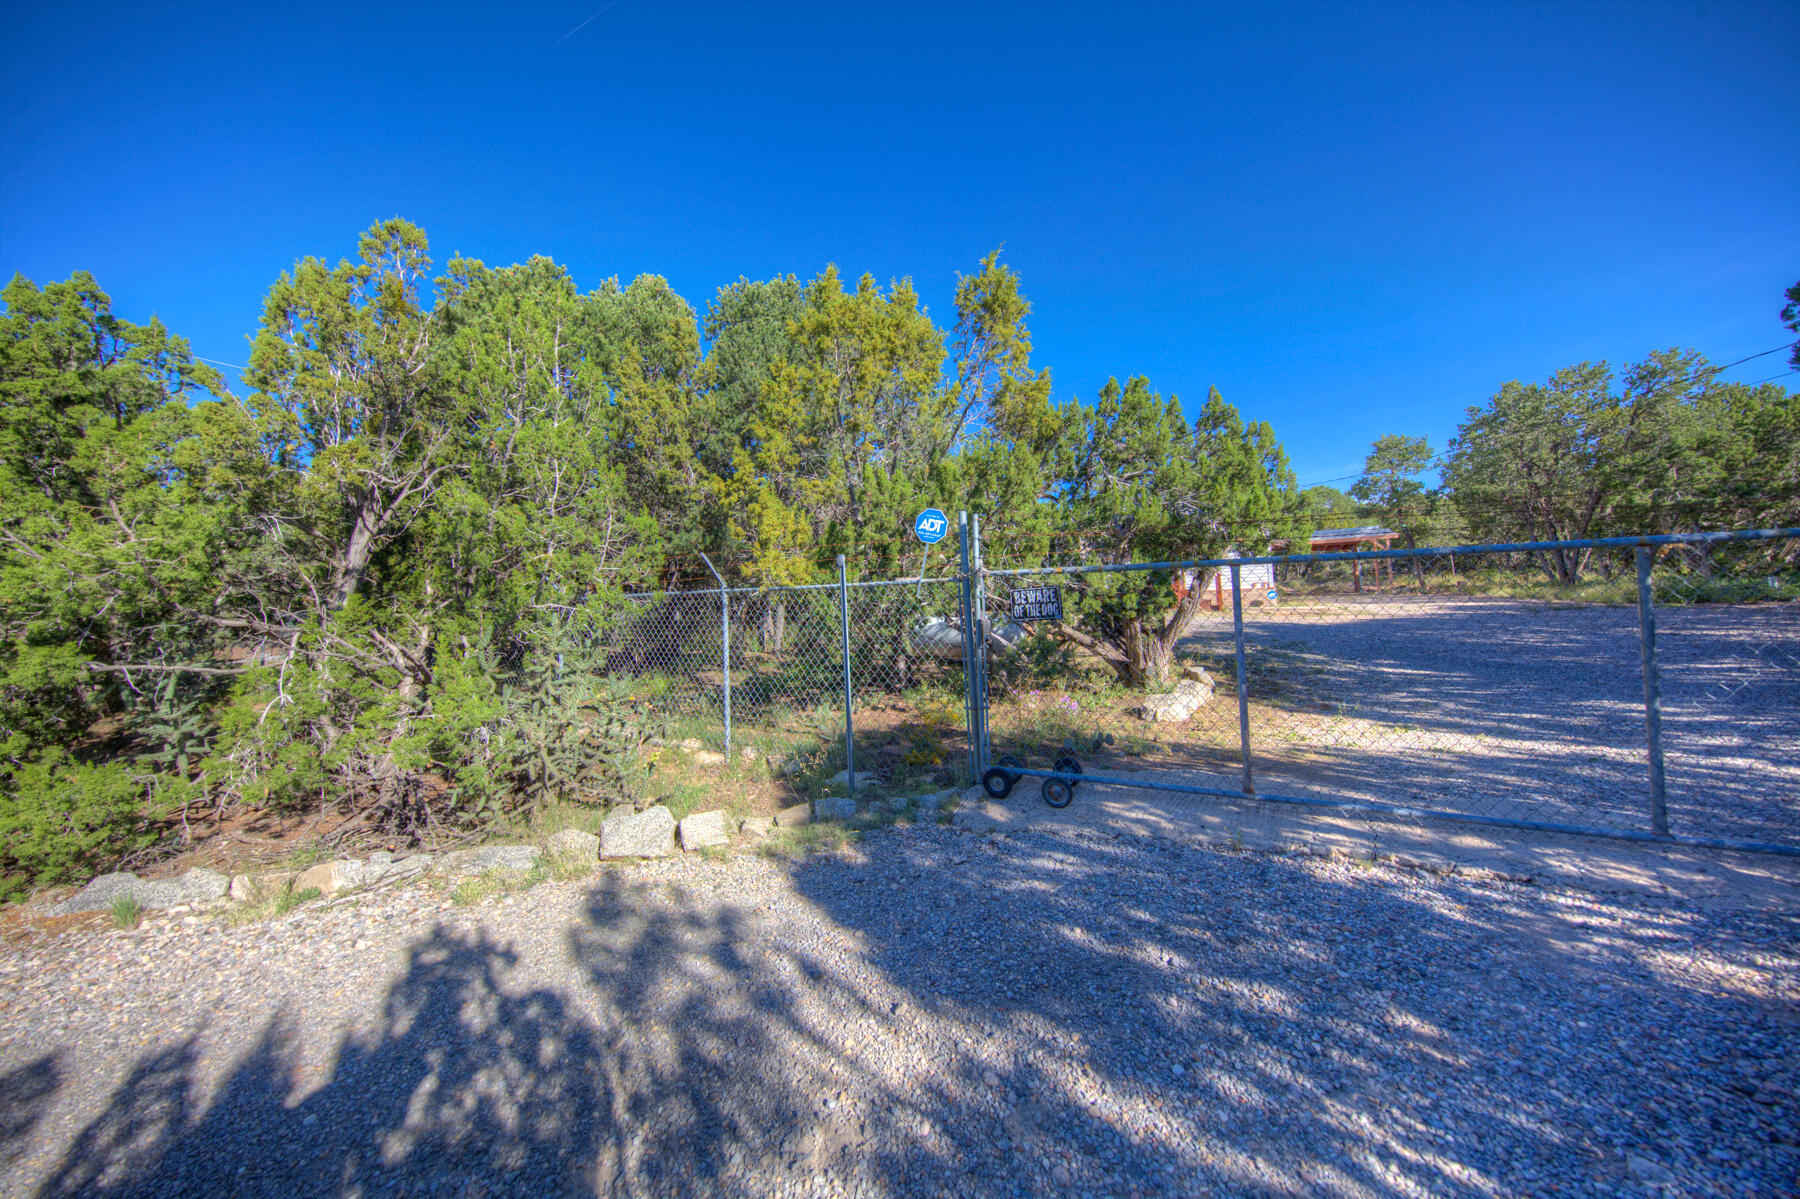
[2,823,1797,1198]
[1169,595,1800,846]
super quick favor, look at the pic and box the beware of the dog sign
[914,509,948,544]
[1008,585,1063,622]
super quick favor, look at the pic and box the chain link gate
[970,526,1800,856]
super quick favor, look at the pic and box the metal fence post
[1635,547,1670,836]
[972,514,990,778]
[838,553,855,792]
[958,512,979,783]
[700,554,730,759]
[1231,562,1255,796]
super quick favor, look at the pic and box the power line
[1714,343,1798,371]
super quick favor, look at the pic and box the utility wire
[1747,367,1798,386]
[1714,343,1798,371]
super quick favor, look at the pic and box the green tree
[1783,279,1800,370]
[1301,484,1361,525]
[1045,382,1309,687]
[723,267,948,582]
[0,272,235,890]
[1350,436,1433,534]
[1443,351,1710,581]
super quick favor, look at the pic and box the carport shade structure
[1303,526,1399,592]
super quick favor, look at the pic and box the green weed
[280,837,330,871]
[107,894,143,929]
[756,823,858,860]
[450,865,548,906]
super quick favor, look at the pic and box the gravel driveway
[1173,595,1800,846]
[2,824,1796,1198]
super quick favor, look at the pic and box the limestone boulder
[441,845,542,876]
[774,802,812,828]
[1139,678,1215,724]
[295,859,373,896]
[601,805,677,858]
[52,866,229,916]
[678,810,730,851]
[814,795,857,822]
[738,816,774,840]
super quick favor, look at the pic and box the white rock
[1139,677,1214,723]
[678,810,730,850]
[814,795,857,821]
[739,816,775,840]
[295,859,371,896]
[52,866,228,915]
[828,770,883,791]
[775,802,812,828]
[693,750,726,768]
[601,805,677,858]
[440,845,542,876]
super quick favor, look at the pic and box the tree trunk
[329,497,383,610]
[1122,579,1212,688]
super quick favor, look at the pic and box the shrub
[0,745,154,900]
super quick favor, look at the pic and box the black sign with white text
[1008,585,1064,622]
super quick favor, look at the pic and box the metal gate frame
[961,522,1800,858]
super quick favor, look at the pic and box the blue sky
[3,1,1796,489]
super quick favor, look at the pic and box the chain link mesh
[1650,537,1800,844]
[981,534,1799,848]
[597,577,972,796]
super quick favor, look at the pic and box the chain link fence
[582,529,1795,853]
[596,567,974,802]
[979,529,1799,853]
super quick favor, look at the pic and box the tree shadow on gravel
[34,927,625,1198]
[781,826,1795,1197]
[1,1054,62,1172]
[25,828,1793,1197]
[30,874,982,1198]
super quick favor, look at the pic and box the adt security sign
[914,508,949,544]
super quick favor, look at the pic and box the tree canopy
[0,221,1317,892]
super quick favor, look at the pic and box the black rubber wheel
[1052,755,1083,784]
[1041,777,1074,808]
[997,755,1024,780]
[982,767,1016,799]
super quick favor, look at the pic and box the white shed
[1175,550,1278,609]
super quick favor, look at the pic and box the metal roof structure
[1310,526,1397,542]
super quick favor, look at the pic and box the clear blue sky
[3,1,1796,489]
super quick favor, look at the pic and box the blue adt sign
[914,508,949,544]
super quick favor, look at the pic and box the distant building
[1175,549,1279,610]
[1307,526,1398,591]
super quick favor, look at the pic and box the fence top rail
[611,528,1797,600]
[618,572,965,604]
[981,527,1800,579]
